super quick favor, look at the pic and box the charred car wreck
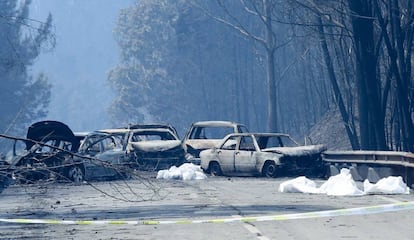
[127,128,185,170]
[0,121,84,183]
[74,126,186,179]
[200,133,327,177]
[74,129,131,180]
[183,121,249,164]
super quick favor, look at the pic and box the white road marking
[376,195,404,203]
[233,215,270,240]
[243,222,270,240]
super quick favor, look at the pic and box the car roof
[74,132,90,137]
[191,121,245,127]
[131,128,171,132]
[97,128,131,134]
[226,132,291,137]
[127,123,179,137]
[128,123,175,129]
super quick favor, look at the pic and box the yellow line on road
[0,201,413,225]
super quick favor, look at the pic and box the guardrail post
[349,166,363,181]
[367,167,380,183]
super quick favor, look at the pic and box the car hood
[25,120,78,151]
[262,144,327,157]
[128,140,182,152]
[184,139,223,150]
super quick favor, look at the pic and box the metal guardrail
[322,150,414,186]
[322,150,414,168]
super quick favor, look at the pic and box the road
[0,174,413,239]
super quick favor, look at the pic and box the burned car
[127,123,180,139]
[0,153,12,193]
[183,121,249,164]
[74,129,131,180]
[200,133,327,178]
[75,126,185,179]
[127,128,186,170]
[0,121,84,183]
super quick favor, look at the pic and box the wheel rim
[69,166,84,183]
[266,164,276,177]
[211,163,221,176]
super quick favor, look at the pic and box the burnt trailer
[322,150,414,188]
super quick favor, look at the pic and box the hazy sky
[29,0,133,132]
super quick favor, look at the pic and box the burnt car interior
[81,133,125,155]
[222,136,238,150]
[189,127,235,140]
[256,135,298,150]
[131,130,176,141]
[128,124,180,138]
[239,136,256,151]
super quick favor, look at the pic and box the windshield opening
[256,135,298,150]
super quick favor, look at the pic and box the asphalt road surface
[0,174,413,240]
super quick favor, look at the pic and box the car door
[95,150,123,178]
[83,138,106,179]
[216,136,238,174]
[235,136,256,173]
[85,135,122,179]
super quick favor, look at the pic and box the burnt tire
[0,176,11,193]
[117,166,132,180]
[67,165,85,183]
[262,161,277,178]
[209,162,222,176]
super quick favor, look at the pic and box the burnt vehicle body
[75,129,131,180]
[0,152,12,193]
[74,132,90,147]
[0,121,84,183]
[127,123,180,139]
[183,121,249,164]
[127,128,185,170]
[200,133,327,178]
[75,126,185,179]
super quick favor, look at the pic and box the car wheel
[263,161,277,178]
[117,167,132,180]
[68,165,84,183]
[0,176,11,193]
[209,162,222,176]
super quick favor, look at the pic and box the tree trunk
[264,0,278,132]
[373,0,414,152]
[348,0,386,150]
[317,15,360,149]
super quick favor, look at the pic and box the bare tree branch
[0,133,160,202]
[191,1,266,45]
